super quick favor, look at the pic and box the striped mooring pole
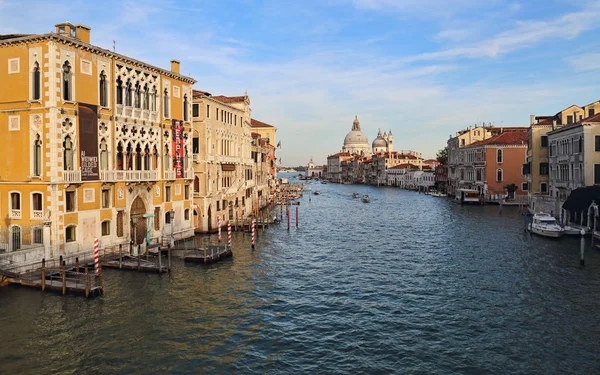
[217,216,222,242]
[251,219,255,249]
[93,238,100,276]
[227,221,232,249]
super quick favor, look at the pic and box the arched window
[143,144,150,170]
[164,145,171,170]
[126,143,133,170]
[151,86,157,111]
[496,168,503,182]
[63,136,74,170]
[62,61,72,101]
[116,76,123,104]
[10,225,21,251]
[99,138,108,170]
[125,80,132,106]
[32,62,41,100]
[497,149,503,163]
[143,84,149,110]
[116,142,124,171]
[33,134,42,176]
[184,209,190,221]
[65,225,76,242]
[32,192,43,212]
[184,146,189,170]
[99,71,108,107]
[134,82,141,108]
[152,145,158,170]
[10,191,21,211]
[194,176,199,193]
[135,143,142,171]
[183,94,189,121]
[163,88,169,118]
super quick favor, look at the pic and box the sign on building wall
[79,104,99,181]
[172,119,184,178]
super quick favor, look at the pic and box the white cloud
[569,53,600,71]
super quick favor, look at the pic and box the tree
[504,183,518,199]
[436,147,448,165]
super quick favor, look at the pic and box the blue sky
[1,0,599,166]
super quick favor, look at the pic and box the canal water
[1,176,600,374]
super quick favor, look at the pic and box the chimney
[170,60,180,74]
[75,24,91,43]
[552,120,556,131]
[530,115,535,126]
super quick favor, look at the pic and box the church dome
[372,129,387,149]
[343,116,371,156]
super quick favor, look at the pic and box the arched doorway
[193,208,200,230]
[207,205,212,231]
[130,196,147,245]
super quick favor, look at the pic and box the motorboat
[563,225,589,236]
[314,191,321,195]
[362,194,370,203]
[321,180,327,184]
[431,191,448,197]
[529,213,564,238]
[455,188,481,205]
[353,192,360,198]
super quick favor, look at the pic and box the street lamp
[170,209,175,247]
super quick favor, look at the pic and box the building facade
[0,22,196,263]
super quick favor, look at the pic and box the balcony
[62,170,82,183]
[100,170,159,182]
[31,210,43,220]
[193,154,200,163]
[10,209,21,219]
[164,170,176,180]
[184,170,194,180]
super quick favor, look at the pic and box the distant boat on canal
[314,191,321,195]
[353,192,360,198]
[362,194,370,203]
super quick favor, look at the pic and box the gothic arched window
[99,71,108,107]
[32,62,41,100]
[62,61,72,101]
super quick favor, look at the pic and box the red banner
[172,120,184,178]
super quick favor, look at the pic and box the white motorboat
[362,195,370,203]
[313,191,321,195]
[529,213,564,238]
[431,192,448,197]
[353,192,360,198]
[563,225,589,236]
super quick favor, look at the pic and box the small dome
[372,136,387,148]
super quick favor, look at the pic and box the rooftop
[251,118,275,128]
[467,131,528,147]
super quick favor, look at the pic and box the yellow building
[0,22,196,264]
[191,91,254,231]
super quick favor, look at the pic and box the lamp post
[170,209,175,247]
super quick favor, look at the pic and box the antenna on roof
[113,40,116,52]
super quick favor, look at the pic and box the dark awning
[562,186,600,212]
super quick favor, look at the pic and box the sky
[1,0,599,166]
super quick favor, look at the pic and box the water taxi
[431,191,448,197]
[529,213,564,238]
[362,195,370,203]
[314,191,321,195]
[455,188,481,205]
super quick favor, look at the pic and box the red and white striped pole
[93,238,99,276]
[227,221,232,249]
[217,216,222,242]
[251,219,255,249]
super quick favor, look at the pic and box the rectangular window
[217,201,220,211]
[154,207,160,230]
[216,108,218,121]
[193,103,199,118]
[579,137,583,153]
[540,135,548,147]
[567,115,573,124]
[165,186,171,202]
[589,109,595,117]
[595,136,600,152]
[539,163,549,176]
[184,209,190,221]
[66,191,76,212]
[541,182,548,193]
[65,226,76,242]
[595,164,600,185]
[33,227,43,244]
[185,184,189,200]
[165,212,171,224]
[117,211,124,237]
[101,221,110,236]
[32,193,42,211]
[521,182,528,191]
[207,105,210,118]
[101,189,110,208]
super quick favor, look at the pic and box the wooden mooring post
[119,244,123,269]
[41,258,46,291]
[61,260,66,296]
[167,244,172,271]
[158,247,162,273]
[85,266,89,298]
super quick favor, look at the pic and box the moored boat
[431,192,448,197]
[529,213,564,238]
[314,191,321,195]
[353,192,360,198]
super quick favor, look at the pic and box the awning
[221,164,236,171]
[562,186,600,212]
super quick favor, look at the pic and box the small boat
[563,225,589,236]
[321,180,327,184]
[362,194,370,203]
[314,191,321,195]
[430,192,448,197]
[529,213,564,238]
[353,192,360,198]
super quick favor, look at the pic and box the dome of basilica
[342,116,371,156]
